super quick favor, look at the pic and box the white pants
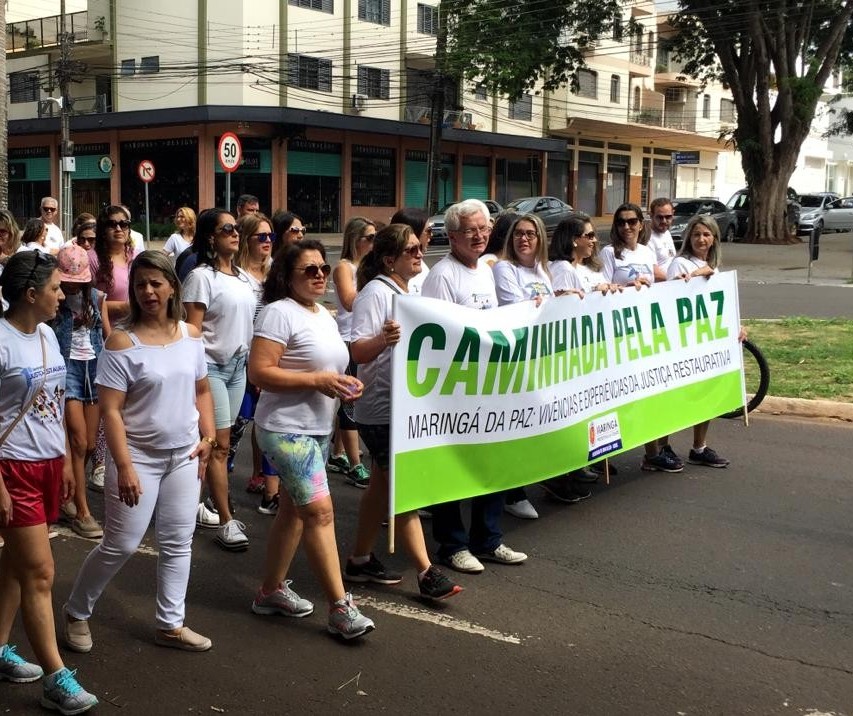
[67,442,200,630]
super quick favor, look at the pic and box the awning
[551,117,730,152]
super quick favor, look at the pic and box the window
[359,0,390,26]
[289,0,333,12]
[702,93,711,119]
[577,69,597,99]
[287,54,333,92]
[720,98,736,123]
[612,13,623,41]
[9,70,40,103]
[417,3,438,35]
[357,66,390,99]
[120,59,136,77]
[351,145,396,206]
[508,93,532,121]
[140,56,160,74]
[610,75,620,103]
[474,83,487,101]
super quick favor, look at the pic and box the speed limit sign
[218,132,242,173]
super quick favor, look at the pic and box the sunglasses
[41,206,57,213]
[616,217,640,227]
[288,226,306,234]
[297,263,331,279]
[402,244,423,257]
[253,232,275,243]
[216,223,238,235]
[76,234,96,245]
[579,231,596,239]
[26,250,52,286]
[105,219,132,230]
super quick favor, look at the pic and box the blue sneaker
[41,667,98,714]
[0,643,43,683]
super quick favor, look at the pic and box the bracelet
[200,436,219,449]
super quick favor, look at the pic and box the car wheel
[724,225,735,243]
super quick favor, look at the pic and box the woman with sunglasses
[550,214,613,295]
[270,211,306,257]
[327,217,375,489]
[249,239,375,640]
[183,209,258,551]
[0,251,99,714]
[600,203,656,288]
[344,224,463,601]
[390,208,431,294]
[163,207,197,259]
[69,214,96,249]
[89,205,140,323]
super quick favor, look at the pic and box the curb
[755,396,853,422]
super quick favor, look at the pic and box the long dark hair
[550,213,602,271]
[0,250,58,316]
[484,211,516,258]
[94,205,132,293]
[609,202,646,260]
[271,211,305,256]
[263,239,326,305]
[21,217,46,246]
[356,224,413,291]
[192,208,232,271]
[390,208,428,239]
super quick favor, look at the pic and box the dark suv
[726,187,801,238]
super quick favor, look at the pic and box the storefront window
[351,145,396,206]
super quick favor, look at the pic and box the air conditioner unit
[352,93,367,111]
[665,87,686,103]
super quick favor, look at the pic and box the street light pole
[58,0,74,237]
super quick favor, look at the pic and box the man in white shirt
[421,199,528,574]
[40,197,64,253]
[646,197,677,281]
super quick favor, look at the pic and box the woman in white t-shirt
[248,239,375,640]
[183,209,258,551]
[21,218,50,254]
[0,251,99,713]
[345,224,462,601]
[391,208,431,293]
[162,207,196,259]
[549,213,613,294]
[328,217,375,487]
[492,213,553,306]
[600,203,656,288]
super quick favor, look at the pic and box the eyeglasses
[579,231,596,240]
[513,230,538,240]
[616,217,640,227]
[455,225,491,239]
[41,206,57,213]
[402,245,423,257]
[297,263,331,279]
[288,226,306,234]
[105,219,132,230]
[76,234,95,245]
[25,250,51,287]
[253,232,275,243]
[360,233,376,241]
[654,214,674,221]
[215,223,238,235]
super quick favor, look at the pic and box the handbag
[0,326,48,449]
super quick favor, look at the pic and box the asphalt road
[5,414,853,715]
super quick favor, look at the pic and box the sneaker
[661,444,684,469]
[418,566,463,601]
[86,464,105,493]
[204,494,236,516]
[688,446,730,468]
[344,553,403,585]
[328,593,375,640]
[246,474,265,494]
[251,580,314,617]
[440,549,485,574]
[215,519,249,551]
[71,515,103,540]
[154,626,212,652]
[327,453,351,474]
[59,501,77,523]
[62,605,92,654]
[540,477,592,503]
[345,463,370,489]
[641,450,684,473]
[257,493,279,515]
[41,667,98,714]
[588,460,618,477]
[475,543,528,565]
[504,499,539,519]
[0,644,44,683]
[195,502,220,529]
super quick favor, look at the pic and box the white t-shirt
[182,265,257,364]
[0,321,67,461]
[96,322,206,448]
[163,233,191,257]
[549,260,584,294]
[65,292,96,361]
[351,277,401,425]
[44,223,64,252]
[493,260,553,305]
[421,254,497,309]
[128,229,144,252]
[334,260,357,340]
[647,229,677,270]
[407,261,429,295]
[600,244,657,286]
[574,263,608,293]
[667,255,717,279]
[253,299,348,434]
[26,242,51,254]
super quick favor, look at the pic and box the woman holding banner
[345,224,463,601]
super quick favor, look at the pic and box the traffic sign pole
[144,184,150,251]
[217,133,242,213]
[226,173,231,214]
[137,160,156,250]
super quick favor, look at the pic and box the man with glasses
[421,199,528,574]
[40,197,64,253]
[647,197,677,281]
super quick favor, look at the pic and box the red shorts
[0,458,64,528]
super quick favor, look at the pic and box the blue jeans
[432,492,504,559]
[206,352,247,430]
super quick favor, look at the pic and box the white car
[822,196,853,232]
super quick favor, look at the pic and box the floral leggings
[255,429,331,506]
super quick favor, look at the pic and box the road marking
[358,595,521,645]
[53,525,160,557]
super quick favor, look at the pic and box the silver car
[821,196,853,232]
[670,198,739,245]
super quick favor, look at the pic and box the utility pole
[0,0,8,209]
[57,0,74,237]
[425,1,449,216]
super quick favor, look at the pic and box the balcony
[630,50,651,67]
[630,108,663,126]
[6,11,96,54]
[404,106,476,129]
[38,94,110,118]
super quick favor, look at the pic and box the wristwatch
[201,436,219,449]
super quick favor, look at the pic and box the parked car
[797,192,841,236]
[428,200,503,245]
[822,196,853,232]
[669,198,739,245]
[504,196,574,236]
[726,187,801,238]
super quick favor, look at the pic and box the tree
[669,1,853,244]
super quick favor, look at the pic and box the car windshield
[506,199,536,212]
[673,202,701,216]
[799,195,825,208]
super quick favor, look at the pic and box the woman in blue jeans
[183,209,258,551]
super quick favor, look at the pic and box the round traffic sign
[137,159,155,183]
[218,132,242,173]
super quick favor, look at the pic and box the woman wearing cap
[89,205,140,322]
[0,250,99,714]
[49,244,109,540]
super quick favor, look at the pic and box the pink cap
[57,243,92,283]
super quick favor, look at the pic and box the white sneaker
[504,499,539,519]
[441,548,485,574]
[59,501,77,522]
[476,543,528,565]
[87,464,105,493]
[195,502,220,530]
[215,519,248,551]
